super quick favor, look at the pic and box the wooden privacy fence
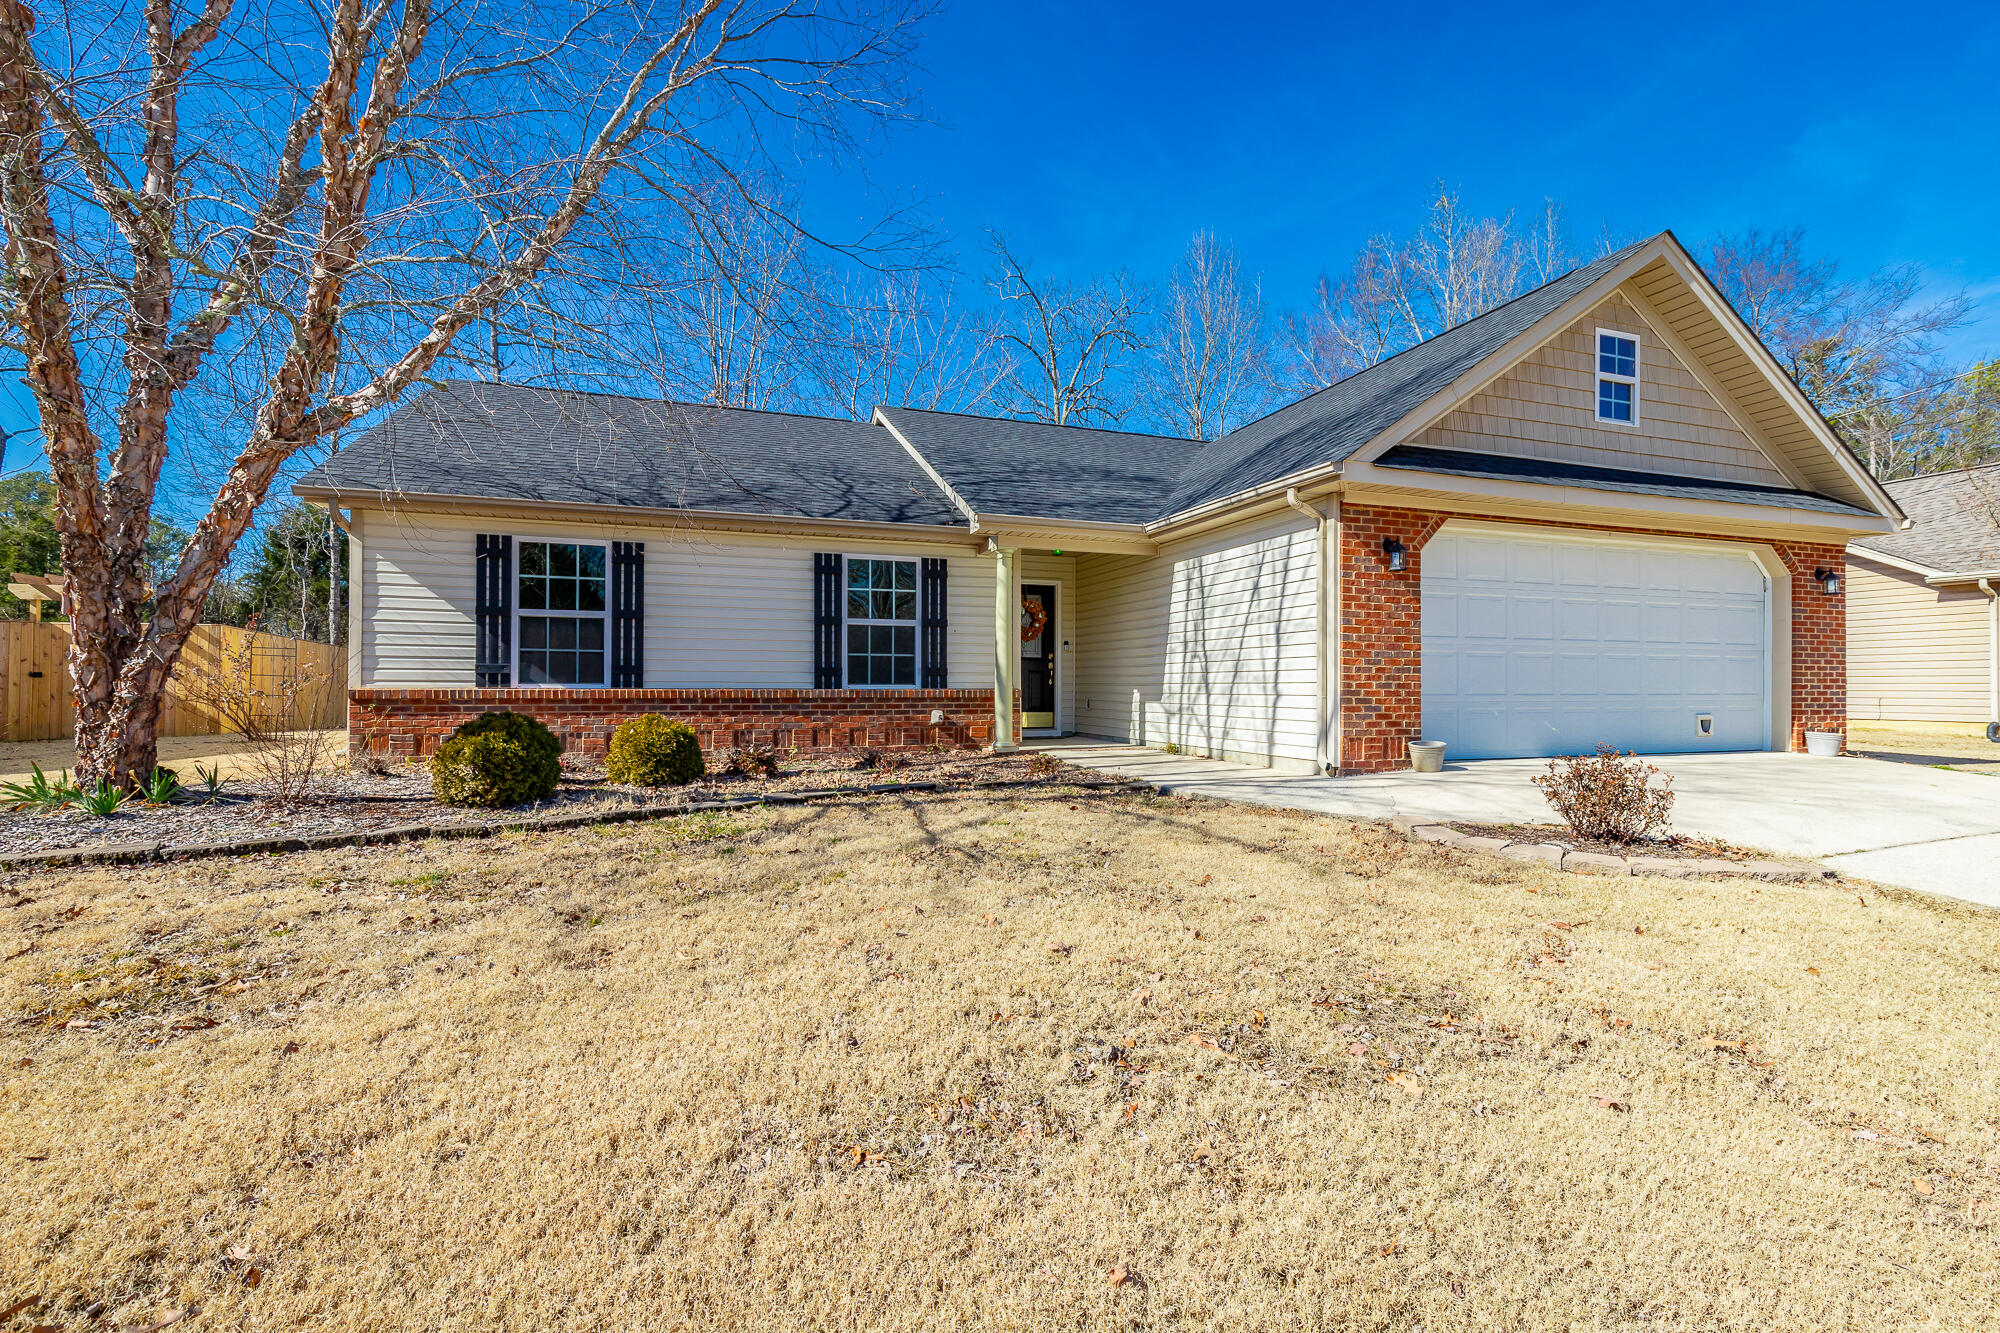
[0,623,347,743]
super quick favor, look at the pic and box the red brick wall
[1335,503,1847,771]
[348,687,1013,759]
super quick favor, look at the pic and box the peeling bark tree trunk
[0,0,920,786]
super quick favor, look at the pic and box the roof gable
[1157,242,1651,517]
[1156,233,1902,528]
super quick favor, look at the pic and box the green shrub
[430,711,563,807]
[451,709,563,765]
[606,714,705,787]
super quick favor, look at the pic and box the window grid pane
[844,556,919,686]
[1598,379,1634,421]
[515,539,610,688]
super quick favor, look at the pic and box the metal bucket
[1804,730,1842,757]
[1407,741,1448,773]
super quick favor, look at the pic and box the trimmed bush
[1532,744,1675,843]
[430,710,563,807]
[606,714,705,787]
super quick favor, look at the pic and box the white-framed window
[1595,329,1640,425]
[516,539,608,686]
[844,555,918,687]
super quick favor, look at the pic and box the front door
[1020,583,1056,731]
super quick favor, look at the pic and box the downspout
[1285,489,1336,774]
[1981,579,2000,744]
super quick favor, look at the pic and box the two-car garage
[1420,524,1773,760]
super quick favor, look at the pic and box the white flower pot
[1804,730,1842,757]
[1407,741,1447,773]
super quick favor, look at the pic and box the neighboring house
[1845,465,2000,736]
[294,231,1904,772]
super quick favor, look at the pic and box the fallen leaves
[1346,1041,1369,1057]
[1590,1095,1631,1113]
[1913,1177,1935,1197]
[1383,1071,1425,1097]
[0,1297,42,1323]
[1106,1263,1130,1288]
[1044,940,1074,957]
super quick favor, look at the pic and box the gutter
[1982,579,2000,744]
[1284,488,1338,774]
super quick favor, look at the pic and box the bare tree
[1706,226,1970,477]
[1143,231,1268,440]
[986,232,1145,427]
[1284,185,1572,391]
[0,0,926,787]
[806,270,1001,419]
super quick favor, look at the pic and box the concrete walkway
[1039,740,2000,910]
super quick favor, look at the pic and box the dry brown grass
[3,791,1998,1331]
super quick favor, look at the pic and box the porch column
[992,545,1018,751]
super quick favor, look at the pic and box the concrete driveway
[1043,742,2000,910]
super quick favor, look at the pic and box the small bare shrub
[1532,744,1675,843]
[724,747,782,778]
[848,748,880,771]
[180,636,336,805]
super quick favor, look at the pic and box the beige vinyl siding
[1414,294,1788,486]
[1074,512,1319,771]
[353,507,991,690]
[1018,552,1077,730]
[1846,555,1995,723]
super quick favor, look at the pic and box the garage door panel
[1422,528,1768,759]
[1509,651,1554,697]
[1511,596,1554,639]
[1462,593,1507,638]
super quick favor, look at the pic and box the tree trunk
[70,632,181,789]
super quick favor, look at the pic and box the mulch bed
[1453,822,1748,861]
[0,749,1073,859]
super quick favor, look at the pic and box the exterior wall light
[1382,537,1406,572]
[1814,567,1842,595]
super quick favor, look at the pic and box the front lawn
[4,789,1995,1329]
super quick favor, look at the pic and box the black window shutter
[813,553,843,688]
[610,541,644,687]
[475,534,512,686]
[920,557,948,689]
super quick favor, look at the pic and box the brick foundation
[1336,504,1846,772]
[347,687,1012,759]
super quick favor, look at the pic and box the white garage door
[1421,527,1769,759]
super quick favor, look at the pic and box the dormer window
[1596,330,1639,424]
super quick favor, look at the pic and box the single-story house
[1845,464,2000,736]
[294,231,1905,772]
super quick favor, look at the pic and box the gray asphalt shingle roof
[1155,242,1653,516]
[297,241,1886,536]
[1375,445,1877,517]
[875,408,1199,525]
[295,381,964,527]
[1848,465,2000,574]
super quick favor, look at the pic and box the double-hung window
[845,557,917,687]
[516,540,607,685]
[1595,330,1639,424]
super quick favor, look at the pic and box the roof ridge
[431,378,875,430]
[882,403,1200,444]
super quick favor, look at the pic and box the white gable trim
[1610,283,1816,492]
[872,407,982,527]
[1653,244,1904,525]
[1345,238,1668,468]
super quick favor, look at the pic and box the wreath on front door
[1019,596,1048,642]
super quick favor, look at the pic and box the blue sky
[7,0,1998,482]
[830,0,2000,360]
